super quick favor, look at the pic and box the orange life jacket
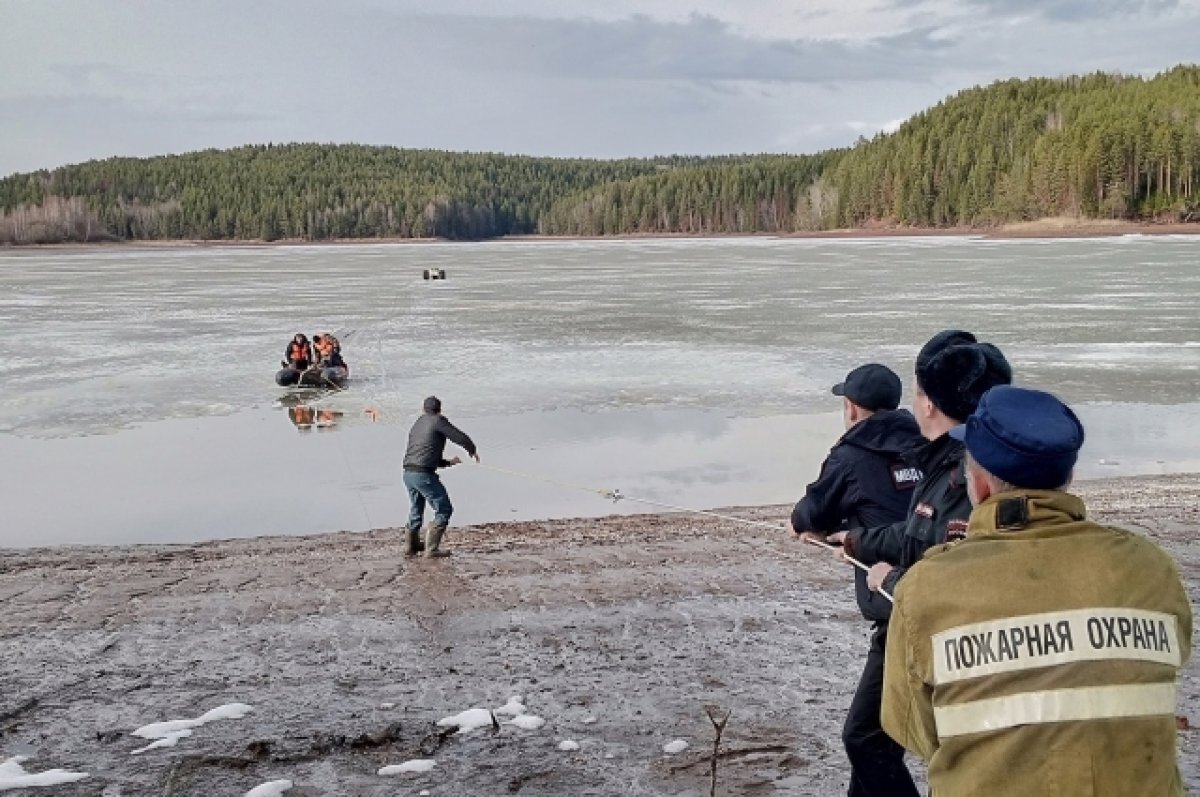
[288,341,312,366]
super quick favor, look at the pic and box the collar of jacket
[906,430,961,471]
[967,490,1087,535]
[837,408,920,452]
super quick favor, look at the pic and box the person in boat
[309,333,349,387]
[275,333,313,386]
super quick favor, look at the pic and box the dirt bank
[2,474,1198,795]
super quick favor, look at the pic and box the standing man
[403,396,478,558]
[828,330,1012,796]
[791,363,925,797]
[884,385,1192,795]
[792,363,925,621]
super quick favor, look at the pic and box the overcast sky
[2,0,1198,176]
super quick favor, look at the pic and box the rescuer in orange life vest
[276,333,313,386]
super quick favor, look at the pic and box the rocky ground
[2,474,1198,796]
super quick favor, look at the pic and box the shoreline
[1,472,1197,795]
[3,470,1197,557]
[5,220,1200,250]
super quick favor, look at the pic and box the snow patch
[0,756,89,790]
[508,714,546,730]
[131,729,192,754]
[378,759,437,775]
[245,780,293,797]
[494,695,526,716]
[557,740,580,751]
[130,703,254,755]
[437,708,496,735]
[663,739,689,754]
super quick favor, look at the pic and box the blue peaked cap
[950,385,1084,489]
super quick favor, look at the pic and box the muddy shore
[2,474,1198,795]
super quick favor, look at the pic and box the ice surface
[245,780,293,797]
[663,740,689,754]
[558,740,580,751]
[7,239,1200,549]
[0,756,89,790]
[378,759,437,775]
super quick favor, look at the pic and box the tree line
[2,65,1198,244]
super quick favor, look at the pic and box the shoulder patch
[914,501,935,519]
[945,518,969,542]
[995,497,1030,531]
[891,463,923,490]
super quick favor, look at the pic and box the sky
[2,0,1199,176]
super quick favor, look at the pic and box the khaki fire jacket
[882,490,1193,796]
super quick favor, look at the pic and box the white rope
[469,463,895,602]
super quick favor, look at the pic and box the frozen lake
[3,236,1199,547]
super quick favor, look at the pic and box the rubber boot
[424,522,451,558]
[405,528,425,557]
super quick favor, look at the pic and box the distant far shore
[5,217,1200,249]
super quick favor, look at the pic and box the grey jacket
[403,413,476,472]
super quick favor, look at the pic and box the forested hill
[545,65,1200,234]
[2,65,1198,244]
[824,64,1200,228]
[0,146,747,243]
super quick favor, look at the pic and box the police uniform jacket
[847,432,971,621]
[882,490,1193,796]
[791,409,923,620]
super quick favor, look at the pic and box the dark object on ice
[423,268,446,280]
[277,332,350,387]
[276,366,349,388]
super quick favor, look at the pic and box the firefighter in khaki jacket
[883,385,1193,796]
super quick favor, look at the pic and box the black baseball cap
[832,364,903,411]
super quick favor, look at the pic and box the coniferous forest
[2,66,1198,244]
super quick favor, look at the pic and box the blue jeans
[403,470,453,530]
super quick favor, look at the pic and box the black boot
[405,528,424,557]
[424,523,451,558]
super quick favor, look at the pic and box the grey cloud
[379,12,957,85]
[973,0,1177,19]
[894,0,1180,19]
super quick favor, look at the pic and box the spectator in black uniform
[826,330,1013,797]
[790,363,925,797]
[791,363,925,621]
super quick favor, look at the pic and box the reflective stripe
[934,683,1177,738]
[932,608,1181,685]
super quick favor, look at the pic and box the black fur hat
[916,332,1012,422]
[916,329,976,373]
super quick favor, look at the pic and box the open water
[2,236,1198,547]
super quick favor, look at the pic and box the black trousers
[843,624,920,797]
